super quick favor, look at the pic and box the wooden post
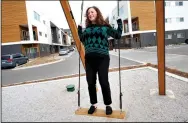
[155,0,166,95]
[59,1,85,69]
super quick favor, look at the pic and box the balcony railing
[132,22,139,31]
[21,36,30,40]
[21,30,30,40]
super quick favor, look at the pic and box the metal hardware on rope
[117,0,123,112]
[78,0,84,108]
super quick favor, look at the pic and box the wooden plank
[155,0,166,95]
[2,1,28,43]
[59,1,85,69]
[130,1,156,31]
[75,108,126,119]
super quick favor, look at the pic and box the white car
[59,49,69,56]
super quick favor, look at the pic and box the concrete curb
[3,63,188,88]
[148,67,188,83]
[12,58,64,70]
[2,64,148,87]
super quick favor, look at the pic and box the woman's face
[87,8,97,23]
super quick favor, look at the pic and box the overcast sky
[28,1,117,29]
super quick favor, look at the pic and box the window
[176,17,184,22]
[2,55,10,60]
[45,34,47,37]
[165,2,171,6]
[124,23,129,33]
[20,54,25,57]
[177,33,185,38]
[175,1,183,6]
[165,34,172,39]
[34,11,40,21]
[119,7,124,16]
[14,54,21,59]
[132,22,138,31]
[39,32,42,36]
[165,18,172,23]
[22,30,29,40]
[113,15,115,20]
[43,20,46,24]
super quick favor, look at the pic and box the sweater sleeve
[78,25,84,43]
[107,19,123,39]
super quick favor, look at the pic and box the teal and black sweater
[78,19,122,58]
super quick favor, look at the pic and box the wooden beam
[59,0,85,69]
[155,0,166,95]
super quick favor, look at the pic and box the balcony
[21,30,30,40]
[132,17,139,31]
[20,25,38,41]
[132,21,139,31]
[20,25,30,41]
[50,21,60,44]
[123,17,139,33]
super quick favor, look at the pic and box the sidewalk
[17,53,62,68]
[109,49,188,73]
[2,67,188,122]
[13,51,75,70]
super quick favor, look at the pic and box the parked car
[1,53,29,69]
[59,49,69,56]
[185,39,188,44]
[68,47,75,52]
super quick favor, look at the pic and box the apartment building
[62,29,74,45]
[165,1,188,45]
[2,1,71,58]
[108,1,188,48]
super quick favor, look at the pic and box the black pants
[85,56,112,105]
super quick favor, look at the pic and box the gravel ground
[2,67,188,122]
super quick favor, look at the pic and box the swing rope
[117,0,123,112]
[78,0,84,108]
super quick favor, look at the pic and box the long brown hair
[85,6,111,27]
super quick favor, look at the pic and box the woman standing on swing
[78,6,122,115]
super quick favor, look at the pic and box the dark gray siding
[2,44,22,55]
[139,29,188,47]
[140,32,156,47]
[165,29,188,45]
[113,38,128,49]
[39,44,51,57]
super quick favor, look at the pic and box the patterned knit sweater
[78,19,122,58]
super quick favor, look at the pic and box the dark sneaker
[106,106,113,115]
[88,105,97,114]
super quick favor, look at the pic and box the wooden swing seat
[75,107,126,119]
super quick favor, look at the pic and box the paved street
[110,44,188,73]
[2,44,187,86]
[138,44,188,56]
[2,51,141,86]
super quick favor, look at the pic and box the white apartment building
[165,1,188,44]
[108,1,188,48]
[2,1,71,58]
